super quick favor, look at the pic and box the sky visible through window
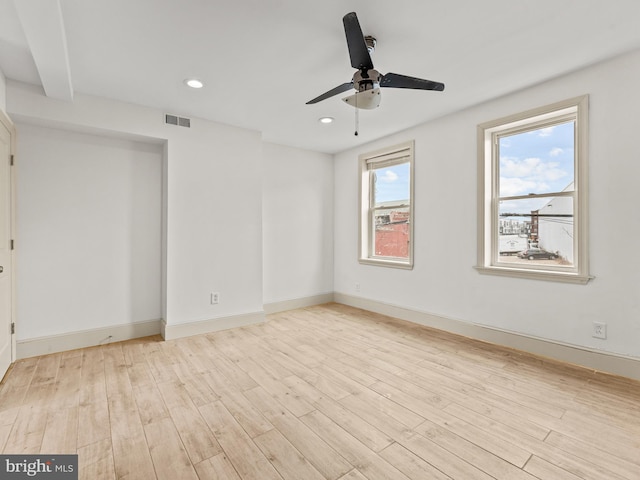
[373,162,410,205]
[371,123,573,212]
[499,121,574,214]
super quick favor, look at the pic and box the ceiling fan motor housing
[353,69,381,92]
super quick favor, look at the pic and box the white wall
[334,49,640,360]
[16,124,162,339]
[9,46,640,368]
[8,81,264,342]
[262,142,333,306]
[0,67,6,114]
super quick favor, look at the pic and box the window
[476,96,592,283]
[359,141,414,269]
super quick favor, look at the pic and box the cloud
[499,156,568,195]
[379,170,399,183]
[500,177,550,197]
[549,147,564,157]
[538,126,555,137]
[501,157,543,177]
[501,156,567,182]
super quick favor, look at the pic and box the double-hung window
[477,96,591,283]
[359,141,414,269]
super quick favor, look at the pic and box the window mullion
[499,190,575,202]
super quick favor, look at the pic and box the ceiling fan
[306,12,445,110]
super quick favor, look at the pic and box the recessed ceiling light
[319,117,334,124]
[184,78,204,89]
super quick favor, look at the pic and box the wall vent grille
[165,114,191,128]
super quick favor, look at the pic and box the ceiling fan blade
[306,82,354,104]
[343,12,374,71]
[380,72,445,91]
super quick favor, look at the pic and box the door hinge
[10,154,14,166]
[10,239,14,250]
[11,323,15,335]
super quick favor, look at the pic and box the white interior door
[0,116,13,380]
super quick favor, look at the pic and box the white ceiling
[1,0,640,154]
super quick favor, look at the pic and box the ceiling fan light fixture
[343,88,381,109]
[184,78,204,89]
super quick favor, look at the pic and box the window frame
[359,140,414,269]
[476,96,592,284]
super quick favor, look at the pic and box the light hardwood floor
[1,303,639,480]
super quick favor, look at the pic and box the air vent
[165,114,191,128]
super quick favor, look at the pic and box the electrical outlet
[592,321,606,339]
[355,283,361,292]
[211,292,220,305]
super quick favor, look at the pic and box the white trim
[264,293,334,315]
[12,294,640,382]
[359,140,415,269]
[334,293,640,382]
[161,311,265,340]
[477,95,591,283]
[474,265,593,285]
[16,319,162,359]
[0,108,15,370]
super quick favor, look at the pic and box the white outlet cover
[592,322,607,339]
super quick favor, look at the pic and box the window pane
[372,162,410,207]
[498,197,574,266]
[499,121,575,197]
[373,207,409,258]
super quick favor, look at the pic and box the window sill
[474,265,593,284]
[359,258,413,270]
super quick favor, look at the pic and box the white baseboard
[16,293,640,382]
[334,293,640,382]
[16,319,162,359]
[264,293,334,315]
[161,311,265,340]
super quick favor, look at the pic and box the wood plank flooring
[1,303,639,479]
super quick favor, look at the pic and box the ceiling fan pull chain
[354,95,359,136]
